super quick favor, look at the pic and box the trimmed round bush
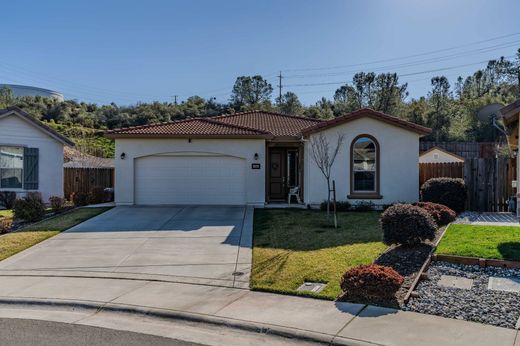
[413,202,456,226]
[13,194,45,222]
[421,178,467,213]
[380,203,437,246]
[340,264,404,299]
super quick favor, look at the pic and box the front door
[268,148,287,200]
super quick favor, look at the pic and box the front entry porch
[266,143,304,204]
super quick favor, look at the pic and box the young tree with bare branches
[309,132,345,218]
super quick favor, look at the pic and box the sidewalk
[0,274,517,345]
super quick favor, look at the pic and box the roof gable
[106,117,273,139]
[301,108,431,136]
[0,106,74,146]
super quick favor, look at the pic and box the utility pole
[277,71,283,104]
[171,95,178,105]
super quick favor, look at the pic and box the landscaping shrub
[104,188,114,202]
[89,187,105,204]
[421,178,467,213]
[319,200,351,211]
[72,192,89,207]
[0,191,17,209]
[49,196,65,213]
[0,217,13,234]
[413,202,456,226]
[352,201,374,212]
[13,194,46,222]
[380,203,437,246]
[340,264,404,299]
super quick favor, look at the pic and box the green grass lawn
[0,210,13,218]
[0,207,111,262]
[436,224,520,261]
[251,209,386,300]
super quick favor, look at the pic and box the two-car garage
[134,154,247,205]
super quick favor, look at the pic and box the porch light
[254,153,259,160]
[120,152,126,160]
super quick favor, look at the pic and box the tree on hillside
[230,75,273,109]
[427,76,452,141]
[0,87,15,108]
[373,73,408,114]
[277,91,303,115]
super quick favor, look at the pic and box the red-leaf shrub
[340,264,404,299]
[413,202,456,226]
[89,187,105,204]
[380,204,436,246]
[0,217,13,234]
[421,178,467,213]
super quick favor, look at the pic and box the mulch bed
[338,227,445,308]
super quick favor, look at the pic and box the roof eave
[105,133,273,140]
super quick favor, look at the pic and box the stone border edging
[0,297,377,346]
[403,224,450,303]
[432,254,520,269]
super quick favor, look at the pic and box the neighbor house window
[349,135,381,198]
[0,146,24,189]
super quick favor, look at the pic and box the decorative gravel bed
[405,261,520,329]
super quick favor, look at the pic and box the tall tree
[427,76,452,141]
[230,75,273,109]
[277,91,303,115]
[0,86,15,108]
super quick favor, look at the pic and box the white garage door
[134,155,246,205]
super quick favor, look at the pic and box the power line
[283,55,516,88]
[282,32,520,73]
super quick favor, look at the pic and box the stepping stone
[297,282,326,293]
[438,275,473,289]
[488,277,520,293]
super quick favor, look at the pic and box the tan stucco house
[419,147,465,164]
[0,107,74,202]
[106,108,431,207]
[501,99,520,216]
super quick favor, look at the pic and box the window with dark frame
[0,146,24,189]
[352,136,377,193]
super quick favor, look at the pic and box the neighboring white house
[419,147,464,164]
[106,109,431,207]
[0,107,74,202]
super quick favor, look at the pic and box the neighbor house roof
[63,146,114,168]
[419,146,465,161]
[301,108,432,136]
[0,106,74,146]
[105,117,273,139]
[501,99,520,124]
[215,110,322,138]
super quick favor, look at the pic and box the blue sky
[1,0,519,105]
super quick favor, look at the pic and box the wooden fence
[419,158,516,212]
[64,168,114,200]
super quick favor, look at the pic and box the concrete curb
[0,297,376,346]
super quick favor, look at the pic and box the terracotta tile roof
[215,110,322,138]
[302,108,432,136]
[106,117,273,139]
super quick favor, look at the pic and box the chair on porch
[288,186,302,205]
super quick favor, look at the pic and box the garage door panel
[135,155,246,205]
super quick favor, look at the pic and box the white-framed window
[0,146,24,189]
[351,136,378,193]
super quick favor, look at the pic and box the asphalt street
[0,318,204,346]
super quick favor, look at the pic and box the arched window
[349,135,381,198]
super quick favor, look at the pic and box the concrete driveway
[0,206,253,288]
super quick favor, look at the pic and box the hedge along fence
[64,168,114,200]
[420,158,516,212]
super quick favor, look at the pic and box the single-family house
[419,146,465,164]
[106,108,431,207]
[0,106,74,202]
